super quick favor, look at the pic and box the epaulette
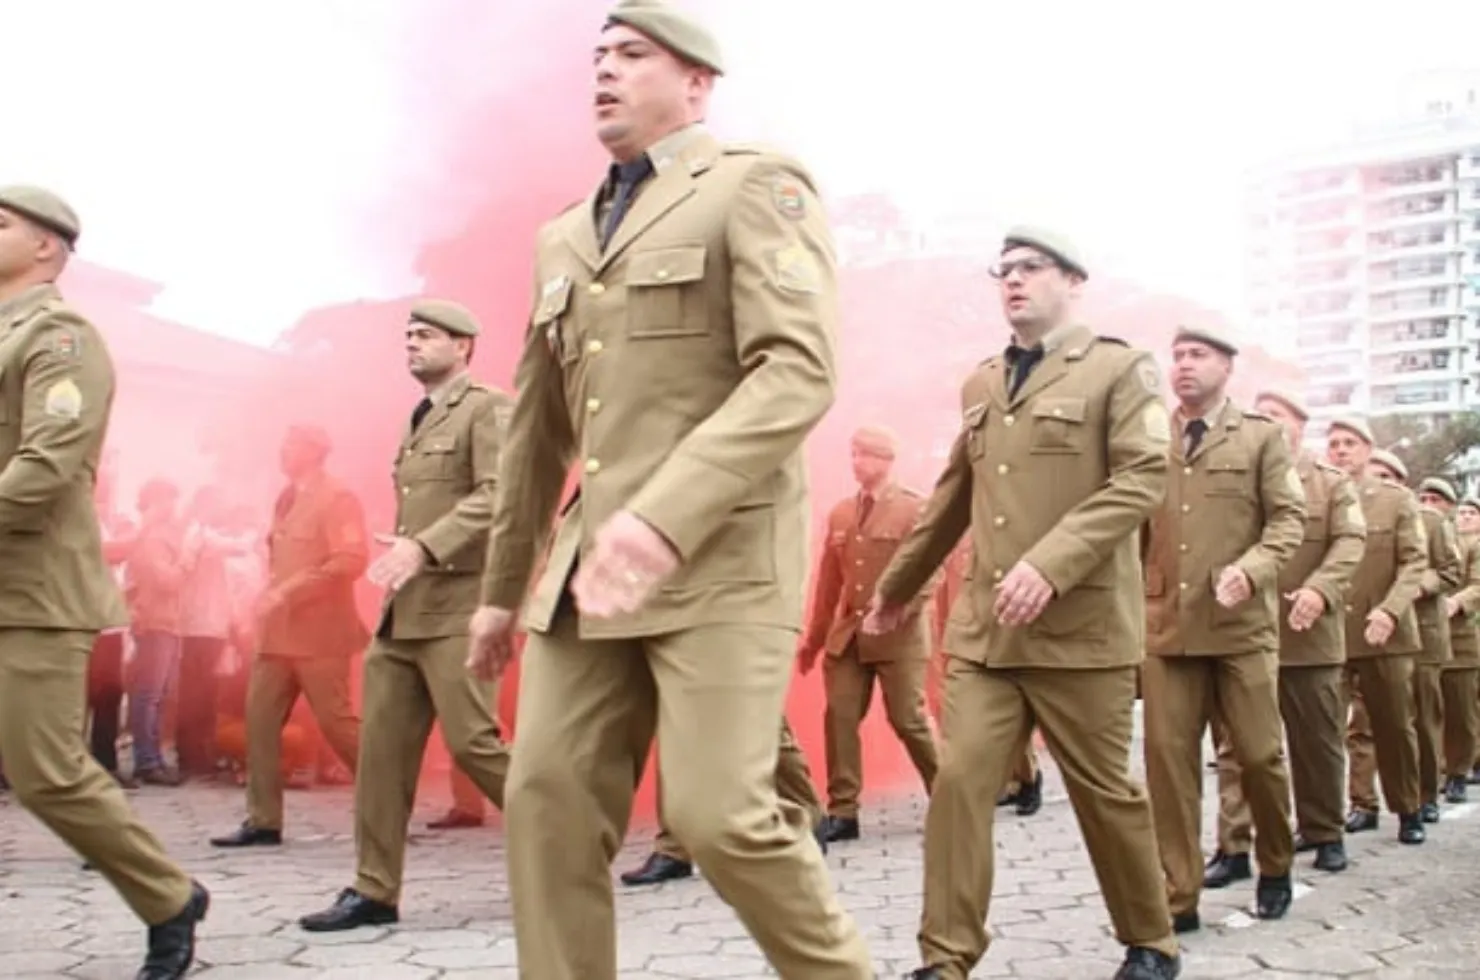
[1241,410,1277,424]
[556,198,582,217]
[1095,335,1130,347]
[898,485,925,499]
[723,141,773,157]
[1314,459,1343,474]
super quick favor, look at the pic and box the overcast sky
[4,0,1478,352]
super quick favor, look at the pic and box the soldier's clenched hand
[993,561,1054,627]
[572,510,680,618]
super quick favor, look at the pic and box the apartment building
[1245,97,1480,436]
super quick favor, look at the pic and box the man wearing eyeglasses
[871,227,1181,980]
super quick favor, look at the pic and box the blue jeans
[129,630,181,772]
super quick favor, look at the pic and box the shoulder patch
[43,378,83,419]
[898,485,925,499]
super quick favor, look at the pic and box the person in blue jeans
[124,478,188,785]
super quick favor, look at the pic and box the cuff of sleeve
[1022,534,1098,597]
[1235,555,1275,595]
[626,455,750,561]
[416,525,461,567]
[480,572,530,609]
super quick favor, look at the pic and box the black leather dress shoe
[1015,772,1043,816]
[1115,946,1181,979]
[135,881,209,980]
[619,852,693,886]
[426,809,484,830]
[1344,809,1379,833]
[1255,874,1292,920]
[299,889,399,932]
[1203,850,1251,889]
[209,823,282,848]
[1444,776,1468,803]
[1419,801,1441,824]
[1312,841,1347,872]
[822,815,860,842]
[812,819,829,854]
[903,968,943,979]
[1171,910,1200,934]
[1398,813,1426,844]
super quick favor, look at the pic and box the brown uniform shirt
[879,326,1170,670]
[1415,505,1462,665]
[1448,530,1480,665]
[1275,454,1366,666]
[803,482,934,664]
[0,284,128,630]
[1344,476,1426,658]
[1145,402,1305,657]
[480,127,838,639]
[379,372,511,640]
[260,470,371,659]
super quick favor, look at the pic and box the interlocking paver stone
[3,736,1479,979]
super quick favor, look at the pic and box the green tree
[1370,413,1480,484]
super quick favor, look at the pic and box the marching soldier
[1206,389,1364,883]
[464,3,872,977]
[1142,327,1303,932]
[799,424,939,842]
[1325,420,1428,844]
[210,424,366,848]
[871,227,1180,980]
[0,185,207,979]
[1420,476,1480,805]
[1405,472,1462,823]
[299,300,514,931]
[620,719,827,886]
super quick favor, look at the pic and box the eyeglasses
[989,256,1057,280]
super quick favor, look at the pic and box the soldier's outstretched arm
[276,491,371,605]
[1302,472,1366,608]
[480,268,578,609]
[877,431,972,604]
[0,312,110,529]
[1022,353,1169,596]
[1231,427,1305,594]
[625,155,837,562]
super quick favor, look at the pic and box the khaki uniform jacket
[379,373,511,640]
[480,127,838,638]
[1447,531,1480,666]
[1145,402,1305,657]
[0,284,128,630]
[877,326,1170,670]
[802,483,934,664]
[1276,454,1366,666]
[934,537,971,647]
[260,470,371,659]
[1344,476,1426,658]
[1415,506,1462,665]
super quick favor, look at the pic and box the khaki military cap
[1001,225,1087,280]
[1461,496,1480,511]
[1253,387,1309,421]
[1419,477,1458,503]
[605,0,724,75]
[851,424,898,458]
[1369,448,1409,483]
[1173,324,1239,357]
[0,184,80,249]
[1327,416,1374,446]
[410,299,480,338]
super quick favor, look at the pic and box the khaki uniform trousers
[1441,667,1479,779]
[0,629,194,924]
[1214,664,1346,853]
[918,659,1176,979]
[1142,652,1293,917]
[822,642,938,818]
[506,610,872,980]
[354,634,510,904]
[245,653,360,830]
[655,718,823,860]
[1343,656,1421,815]
[445,680,504,819]
[1413,663,1446,806]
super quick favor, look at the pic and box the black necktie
[410,397,433,432]
[1006,344,1045,399]
[600,155,655,249]
[857,493,875,528]
[1185,418,1208,456]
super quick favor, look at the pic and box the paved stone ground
[3,750,1479,979]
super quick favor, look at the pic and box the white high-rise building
[1244,84,1480,435]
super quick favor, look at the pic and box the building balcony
[1367,208,1458,232]
[1368,236,1463,260]
[1368,333,1460,354]
[1367,271,1457,295]
[1370,301,1460,324]
[1369,175,1456,201]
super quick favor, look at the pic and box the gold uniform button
[997,464,1009,475]
[587,339,604,354]
[992,569,1004,581]
[655,269,669,280]
[1183,467,1193,476]
[397,526,406,534]
[993,516,1006,527]
[586,397,601,413]
[584,458,601,474]
[1181,504,1191,514]
[1004,414,1016,426]
[1179,582,1188,590]
[1179,543,1189,553]
[588,282,605,295]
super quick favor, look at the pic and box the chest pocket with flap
[404,437,460,480]
[1029,397,1088,454]
[627,244,707,338]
